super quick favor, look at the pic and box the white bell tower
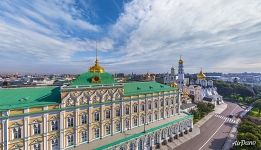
[177,56,185,90]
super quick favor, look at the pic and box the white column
[88,106,92,142]
[129,100,132,129]
[75,108,79,146]
[178,90,181,115]
[2,111,9,150]
[120,100,124,132]
[43,107,48,150]
[60,110,65,150]
[24,109,29,150]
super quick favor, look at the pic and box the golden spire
[89,42,105,73]
[197,68,206,80]
[179,55,183,64]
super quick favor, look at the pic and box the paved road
[175,102,243,150]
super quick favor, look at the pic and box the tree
[253,100,261,115]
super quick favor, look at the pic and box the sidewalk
[162,126,200,150]
[195,103,227,128]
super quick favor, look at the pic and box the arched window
[154,112,158,120]
[148,114,152,122]
[33,143,41,150]
[161,111,164,118]
[141,103,145,111]
[161,100,164,107]
[148,102,152,109]
[115,108,121,117]
[51,120,58,131]
[130,143,135,150]
[51,138,59,150]
[67,134,74,146]
[67,117,74,127]
[94,128,100,139]
[140,115,145,124]
[105,125,111,135]
[125,106,130,115]
[133,104,138,113]
[125,119,130,129]
[133,117,138,127]
[81,130,88,142]
[116,122,121,132]
[138,140,143,150]
[81,113,87,124]
[33,122,41,135]
[154,101,158,108]
[105,110,111,119]
[94,112,100,122]
[12,126,22,139]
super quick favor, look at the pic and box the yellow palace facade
[0,58,193,150]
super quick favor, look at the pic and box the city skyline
[0,0,261,74]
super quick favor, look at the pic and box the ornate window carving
[125,106,130,115]
[81,113,87,124]
[33,143,41,150]
[51,139,59,150]
[81,130,88,142]
[12,125,22,139]
[133,104,138,113]
[94,111,100,122]
[51,120,59,131]
[115,107,121,117]
[67,134,74,146]
[105,124,111,135]
[105,110,111,119]
[33,121,41,135]
[94,128,100,139]
[115,122,121,132]
[67,117,74,128]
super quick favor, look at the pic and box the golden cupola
[197,69,206,80]
[89,48,104,73]
[179,56,184,64]
[89,59,104,73]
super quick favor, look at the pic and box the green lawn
[249,108,261,118]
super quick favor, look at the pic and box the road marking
[214,114,237,124]
[198,105,238,150]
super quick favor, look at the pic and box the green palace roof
[70,72,115,86]
[0,71,176,111]
[124,82,176,96]
[0,86,61,111]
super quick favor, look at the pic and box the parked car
[228,114,233,118]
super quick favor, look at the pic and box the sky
[0,0,261,74]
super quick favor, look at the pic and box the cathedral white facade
[155,57,223,107]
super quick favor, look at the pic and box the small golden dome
[171,82,178,87]
[89,59,104,73]
[197,69,206,80]
[179,56,183,64]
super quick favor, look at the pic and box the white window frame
[67,134,74,146]
[33,143,41,150]
[51,139,59,150]
[33,123,41,135]
[67,117,74,128]
[94,112,100,122]
[51,120,58,131]
[81,130,88,142]
[81,113,87,124]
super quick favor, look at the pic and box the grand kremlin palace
[0,58,193,150]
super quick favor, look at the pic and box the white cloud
[107,0,261,73]
[0,0,261,73]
